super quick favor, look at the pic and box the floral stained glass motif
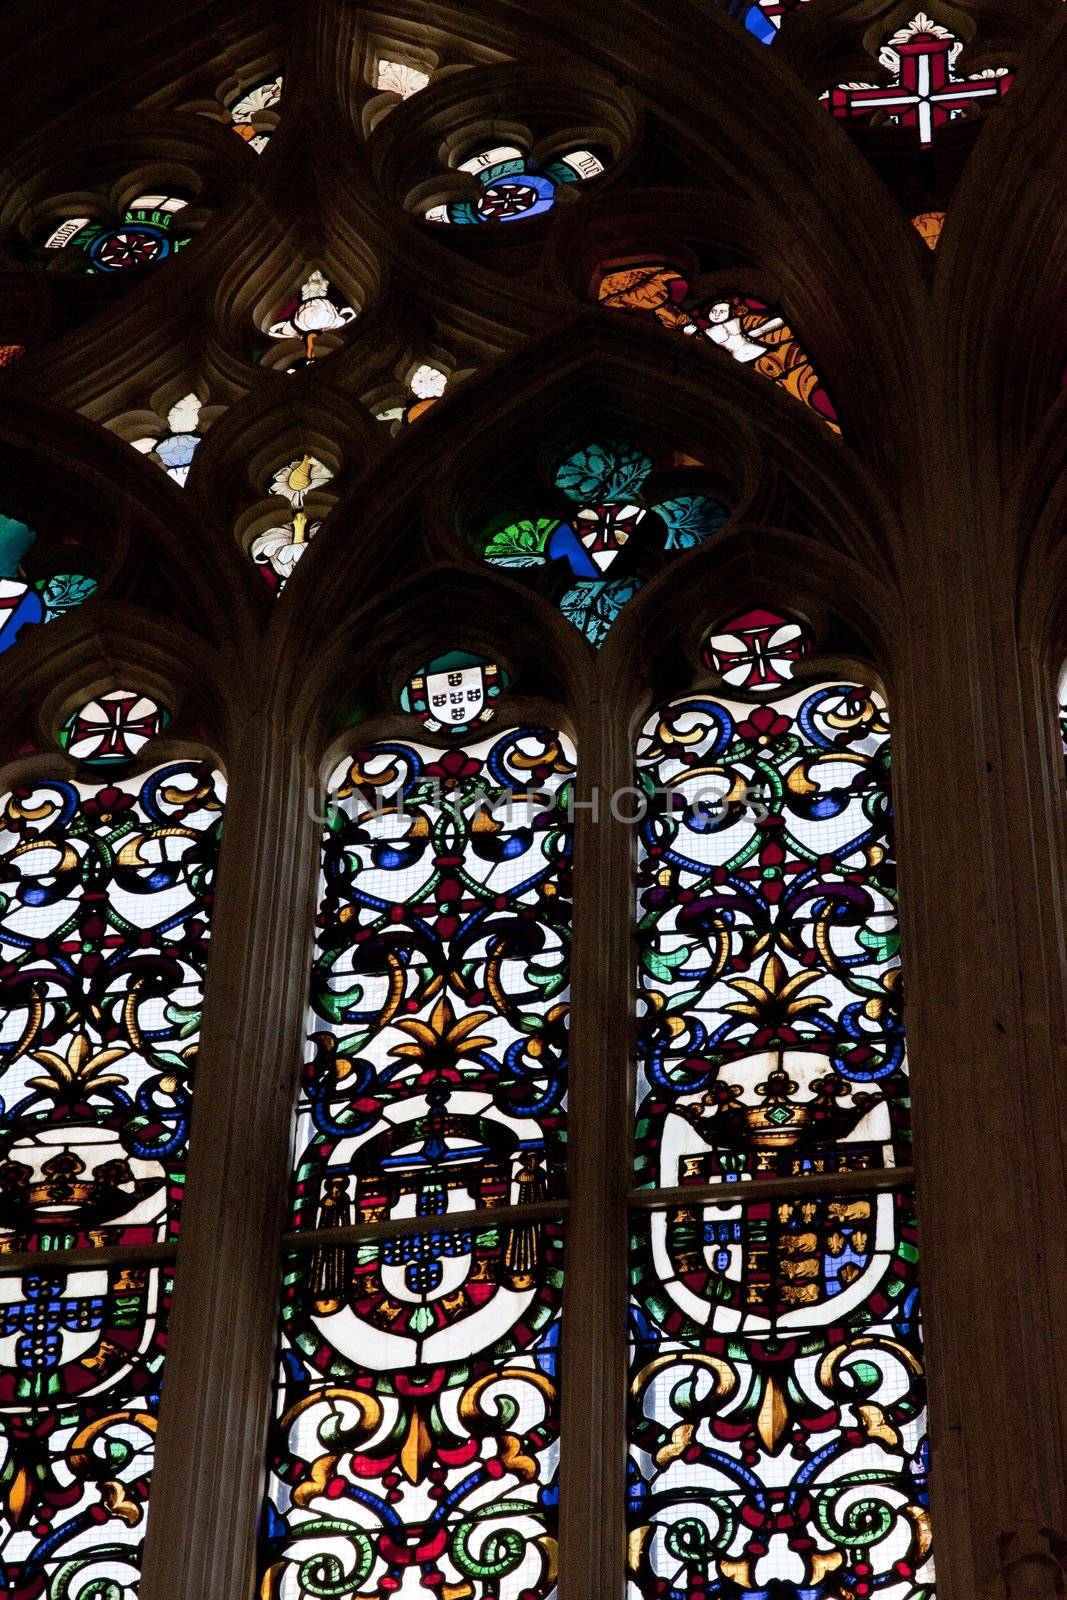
[228,73,283,152]
[400,652,507,737]
[425,144,606,225]
[628,620,932,1599]
[596,262,840,431]
[249,455,334,592]
[375,363,449,428]
[291,724,574,1234]
[130,393,203,485]
[0,1264,171,1599]
[477,440,730,647]
[376,58,431,98]
[265,271,358,369]
[42,196,192,274]
[0,512,97,655]
[59,690,170,766]
[263,721,574,1599]
[823,14,1013,147]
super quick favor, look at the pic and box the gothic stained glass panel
[41,196,193,275]
[595,265,840,432]
[0,1265,170,1600]
[264,272,358,370]
[628,1195,931,1600]
[250,455,334,592]
[477,440,730,647]
[822,14,1012,148]
[0,513,97,655]
[265,717,573,1598]
[633,673,906,1189]
[424,144,606,225]
[228,74,284,152]
[130,394,204,486]
[628,616,932,1599]
[376,58,431,98]
[289,724,574,1234]
[263,1226,562,1600]
[0,754,225,1252]
[712,0,809,43]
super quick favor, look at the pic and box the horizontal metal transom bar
[283,1197,569,1251]
[629,1164,914,1210]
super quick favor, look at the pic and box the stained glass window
[399,652,507,736]
[0,691,224,1594]
[249,455,334,592]
[375,363,449,428]
[228,73,283,152]
[376,58,431,98]
[716,0,809,43]
[627,610,933,1599]
[0,512,97,653]
[822,14,1013,147]
[264,272,359,370]
[595,263,840,431]
[911,212,945,251]
[262,681,574,1599]
[476,439,729,646]
[425,144,606,225]
[40,195,193,274]
[130,393,204,485]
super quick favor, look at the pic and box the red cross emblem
[824,14,1013,147]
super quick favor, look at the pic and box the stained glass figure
[400,652,506,736]
[265,270,358,369]
[374,362,449,427]
[477,438,729,646]
[0,345,25,368]
[130,392,204,485]
[823,13,1013,147]
[425,144,606,225]
[228,73,283,152]
[0,1265,171,1597]
[628,617,931,1599]
[376,58,431,97]
[596,262,840,431]
[912,211,946,250]
[0,511,97,653]
[59,689,169,766]
[41,195,193,274]
[703,608,813,693]
[263,715,573,1597]
[249,455,334,592]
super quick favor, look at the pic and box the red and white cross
[825,28,1012,147]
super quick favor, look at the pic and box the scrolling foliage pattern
[0,758,224,1597]
[0,763,226,1254]
[264,726,574,1600]
[628,676,933,1600]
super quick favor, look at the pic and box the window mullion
[140,718,320,1600]
[557,698,636,1600]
